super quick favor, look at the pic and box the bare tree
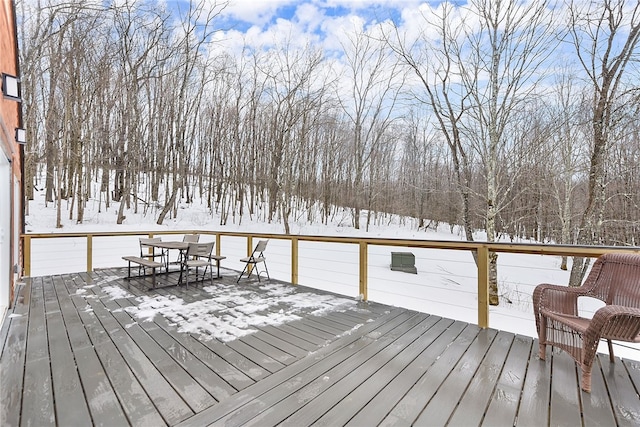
[567,0,640,285]
[386,0,557,304]
[338,21,404,230]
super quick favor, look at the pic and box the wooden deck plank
[412,328,499,426]
[0,281,30,427]
[139,324,234,399]
[273,323,328,346]
[269,313,431,427]
[447,330,516,426]
[579,355,617,426]
[251,328,315,357]
[257,325,319,352]
[481,334,532,427]
[111,291,257,391]
[21,276,56,426]
[549,349,582,426]
[86,296,216,413]
[321,311,363,327]
[225,337,288,373]
[63,276,195,425]
[344,317,461,427]
[379,323,482,426]
[92,284,237,402]
[297,317,347,335]
[53,275,133,425]
[622,358,640,400]
[3,268,640,427]
[514,339,551,426]
[176,308,410,427]
[598,354,640,426]
[285,319,337,340]
[57,275,168,426]
[44,275,93,426]
[94,269,271,385]
[333,308,377,323]
[238,334,299,365]
[304,314,356,331]
[180,325,270,383]
[211,310,422,427]
[303,314,442,427]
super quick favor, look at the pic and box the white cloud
[223,0,299,26]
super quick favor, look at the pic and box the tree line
[18,0,640,302]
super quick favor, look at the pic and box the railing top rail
[21,229,640,257]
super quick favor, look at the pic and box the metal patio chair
[139,237,166,267]
[181,241,215,288]
[176,233,200,264]
[237,240,270,283]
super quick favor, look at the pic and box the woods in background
[18,0,640,300]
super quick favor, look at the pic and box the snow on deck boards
[1,268,639,426]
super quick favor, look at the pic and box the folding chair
[176,234,200,264]
[237,240,270,282]
[181,241,215,288]
[139,237,166,271]
[183,234,200,243]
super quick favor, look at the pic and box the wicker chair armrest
[587,305,640,343]
[533,283,584,316]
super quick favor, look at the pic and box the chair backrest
[183,234,200,243]
[140,237,161,251]
[140,237,161,246]
[253,240,268,255]
[581,253,640,308]
[187,242,214,259]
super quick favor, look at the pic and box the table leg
[177,249,186,285]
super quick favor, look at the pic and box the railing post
[23,235,31,277]
[477,245,489,328]
[359,241,368,301]
[246,236,253,274]
[87,234,93,273]
[216,233,221,257]
[291,238,298,285]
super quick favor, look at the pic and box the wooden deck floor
[1,267,639,426]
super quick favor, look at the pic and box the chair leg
[607,340,615,363]
[538,317,547,360]
[248,262,256,280]
[263,261,270,280]
[581,365,592,393]
[237,263,250,283]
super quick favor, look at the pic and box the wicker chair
[533,253,640,392]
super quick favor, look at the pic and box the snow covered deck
[1,267,639,426]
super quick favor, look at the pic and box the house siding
[0,0,23,311]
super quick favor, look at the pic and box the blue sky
[218,0,409,25]
[183,0,415,43]
[175,0,426,60]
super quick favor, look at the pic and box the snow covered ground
[24,194,640,360]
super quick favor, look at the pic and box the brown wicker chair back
[533,253,640,392]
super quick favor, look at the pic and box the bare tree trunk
[567,0,640,286]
